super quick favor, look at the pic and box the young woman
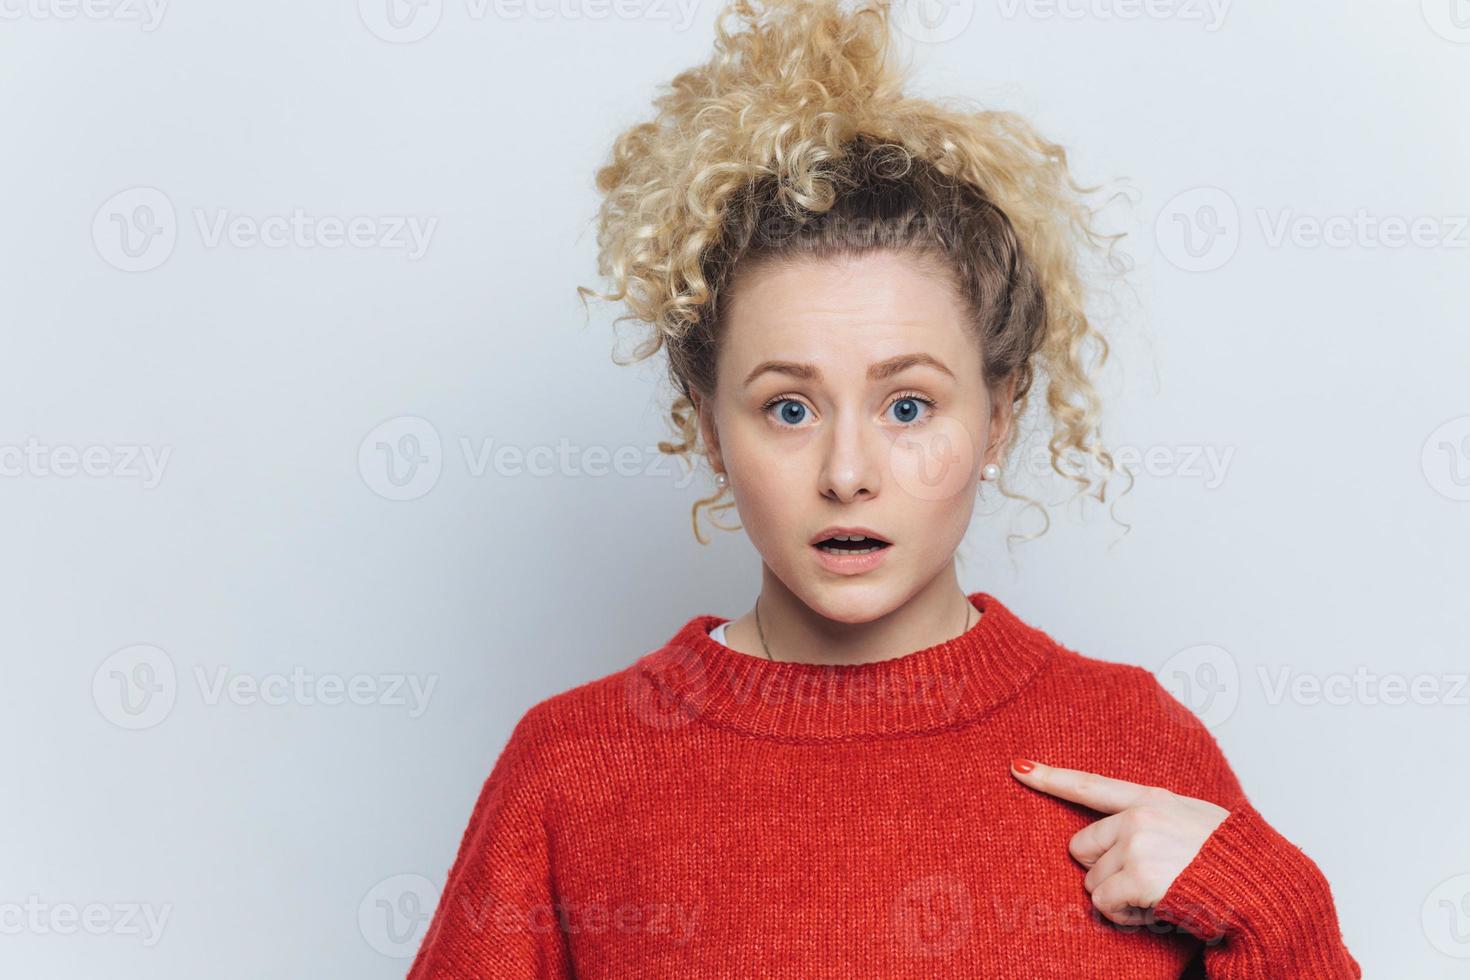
[407,0,1360,975]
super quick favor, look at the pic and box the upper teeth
[830,534,871,541]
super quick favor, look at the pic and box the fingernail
[1011,758,1035,774]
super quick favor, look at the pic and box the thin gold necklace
[753,594,975,663]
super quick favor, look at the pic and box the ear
[985,374,1018,466]
[691,389,724,473]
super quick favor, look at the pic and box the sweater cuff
[1152,799,1361,978]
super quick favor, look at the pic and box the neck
[643,590,1055,741]
[735,567,976,666]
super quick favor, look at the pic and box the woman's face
[697,247,1012,624]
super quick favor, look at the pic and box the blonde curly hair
[577,0,1134,549]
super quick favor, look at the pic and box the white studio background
[1,1,1466,977]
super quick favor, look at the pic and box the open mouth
[813,534,892,557]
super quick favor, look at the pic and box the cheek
[724,447,798,536]
[887,415,981,506]
[719,426,815,560]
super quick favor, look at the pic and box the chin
[791,579,906,625]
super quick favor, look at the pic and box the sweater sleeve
[1135,671,1361,979]
[406,704,573,979]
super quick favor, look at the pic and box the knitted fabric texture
[406,591,1360,978]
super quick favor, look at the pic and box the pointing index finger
[1010,759,1156,815]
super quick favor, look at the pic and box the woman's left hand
[1009,758,1230,927]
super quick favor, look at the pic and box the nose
[818,407,884,503]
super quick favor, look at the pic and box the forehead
[720,249,973,372]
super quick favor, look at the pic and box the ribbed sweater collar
[638,591,1055,741]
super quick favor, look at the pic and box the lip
[809,526,894,576]
[808,526,892,546]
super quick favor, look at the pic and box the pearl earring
[981,463,1000,481]
[715,471,728,488]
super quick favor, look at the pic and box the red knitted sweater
[406,591,1361,978]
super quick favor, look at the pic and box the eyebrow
[742,352,955,388]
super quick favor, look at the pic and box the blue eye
[766,399,809,426]
[889,395,935,426]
